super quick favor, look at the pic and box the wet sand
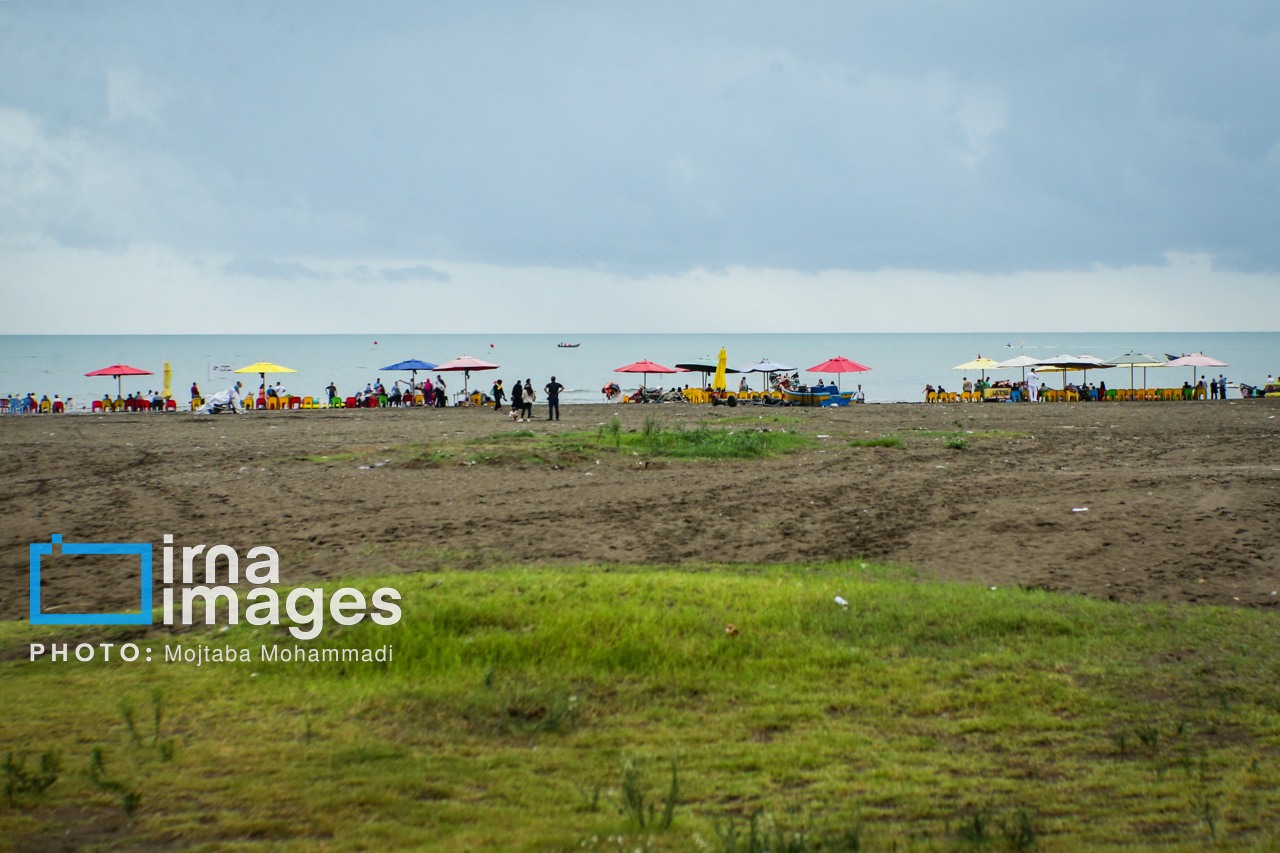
[3,397,1278,620]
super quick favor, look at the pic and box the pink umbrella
[1165,352,1228,389]
[807,356,872,390]
[86,364,154,398]
[614,359,677,390]
[433,355,499,396]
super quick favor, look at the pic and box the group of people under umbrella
[83,355,506,413]
[610,349,872,402]
[945,351,1232,401]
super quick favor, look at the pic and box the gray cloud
[223,256,326,280]
[380,265,450,282]
[0,0,1278,282]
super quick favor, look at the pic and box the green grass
[846,437,905,449]
[2,563,1278,850]
[572,421,812,460]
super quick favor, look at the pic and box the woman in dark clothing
[491,380,505,412]
[510,380,526,421]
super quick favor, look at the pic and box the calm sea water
[1,333,1275,408]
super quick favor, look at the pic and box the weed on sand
[571,419,812,460]
[2,563,1278,850]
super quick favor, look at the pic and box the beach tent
[1164,352,1228,388]
[1104,352,1167,390]
[85,364,154,399]
[434,355,499,397]
[808,356,872,390]
[614,359,677,390]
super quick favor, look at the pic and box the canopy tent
[85,364,154,399]
[807,356,872,390]
[380,359,438,387]
[614,359,678,390]
[1165,352,1229,388]
[952,355,1000,383]
[1104,352,1167,390]
[738,359,797,391]
[434,355,499,396]
[234,362,298,399]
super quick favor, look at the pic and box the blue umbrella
[381,359,438,388]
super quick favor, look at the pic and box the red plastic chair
[92,400,103,413]
[345,396,357,409]
[52,401,65,413]
[165,399,177,411]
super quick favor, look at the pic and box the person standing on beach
[491,380,505,412]
[544,375,563,420]
[510,379,526,421]
[1026,369,1041,402]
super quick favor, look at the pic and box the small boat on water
[557,342,581,348]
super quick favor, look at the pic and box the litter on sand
[1072,507,1088,512]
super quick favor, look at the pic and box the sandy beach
[4,398,1278,620]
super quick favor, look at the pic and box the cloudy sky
[3,1,1279,333]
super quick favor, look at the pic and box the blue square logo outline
[30,535,153,625]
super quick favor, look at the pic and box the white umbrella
[738,359,797,391]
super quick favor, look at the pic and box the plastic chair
[413,394,424,406]
[39,400,51,413]
[52,401,64,413]
[344,397,357,409]
[92,400,103,413]
[165,399,177,411]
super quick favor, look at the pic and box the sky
[2,1,1279,333]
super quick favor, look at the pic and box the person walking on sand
[544,375,564,420]
[491,379,505,412]
[510,379,526,422]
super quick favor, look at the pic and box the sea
[1,333,1275,409]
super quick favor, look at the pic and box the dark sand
[4,397,1279,620]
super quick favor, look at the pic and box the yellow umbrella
[952,355,1000,382]
[162,361,172,399]
[712,347,728,391]
[235,362,298,400]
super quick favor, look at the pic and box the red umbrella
[614,359,677,390]
[807,356,871,390]
[433,355,499,397]
[86,364,154,399]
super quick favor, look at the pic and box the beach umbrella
[1034,355,1113,389]
[1105,351,1167,390]
[808,356,872,390]
[952,355,1000,383]
[993,353,1040,382]
[1165,352,1228,388]
[675,355,739,390]
[381,358,438,386]
[85,364,154,399]
[434,355,499,396]
[712,348,729,392]
[614,359,677,391]
[738,359,797,391]
[234,362,298,400]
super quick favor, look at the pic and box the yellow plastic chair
[413,394,425,406]
[301,396,314,409]
[39,400,51,413]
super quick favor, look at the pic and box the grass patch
[2,563,1279,850]
[465,430,541,445]
[571,420,811,460]
[847,436,905,449]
